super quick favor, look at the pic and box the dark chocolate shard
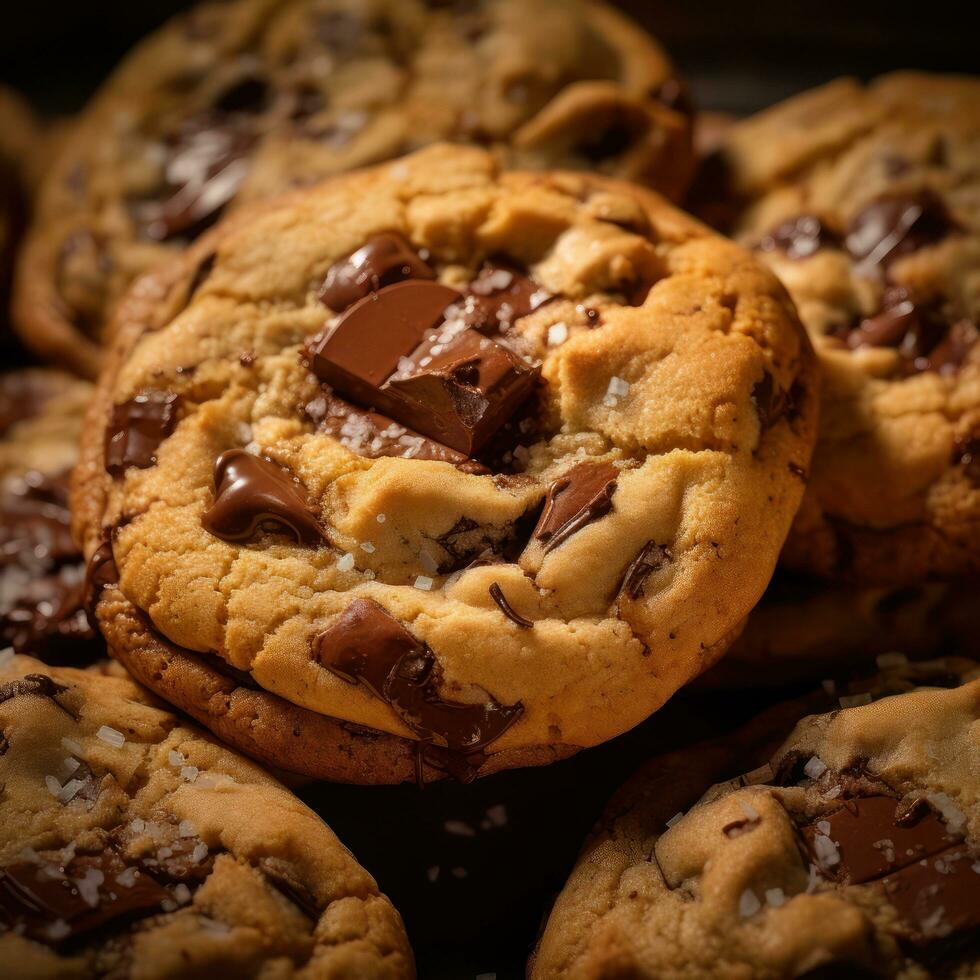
[618,541,671,600]
[0,850,172,946]
[313,597,523,754]
[202,450,325,546]
[801,795,958,886]
[534,462,619,554]
[489,582,533,628]
[757,214,840,260]
[105,391,180,476]
[845,190,956,270]
[317,234,435,312]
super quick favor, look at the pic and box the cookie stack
[0,3,977,977]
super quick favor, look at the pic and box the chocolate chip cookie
[703,573,980,689]
[0,370,104,665]
[532,656,980,979]
[0,654,415,977]
[71,144,817,784]
[15,0,691,378]
[705,73,980,584]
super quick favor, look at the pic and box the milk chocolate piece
[757,214,839,260]
[845,190,955,269]
[202,450,325,546]
[460,264,552,331]
[0,850,171,945]
[801,795,957,885]
[318,234,435,312]
[313,597,523,754]
[311,280,541,456]
[105,391,180,476]
[534,462,619,553]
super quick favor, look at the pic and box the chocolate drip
[313,597,523,756]
[618,541,671,600]
[757,214,840,261]
[845,190,956,269]
[533,462,619,554]
[105,391,180,476]
[318,234,435,312]
[0,850,171,946]
[201,450,325,546]
[488,582,533,628]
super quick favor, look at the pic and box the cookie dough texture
[15,0,692,377]
[710,73,980,584]
[73,144,817,783]
[0,655,415,978]
[532,659,980,979]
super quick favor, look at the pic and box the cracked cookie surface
[0,654,414,978]
[73,144,817,783]
[15,0,691,377]
[532,657,980,979]
[707,73,980,584]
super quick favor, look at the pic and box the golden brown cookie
[15,0,692,377]
[705,73,980,584]
[0,369,103,664]
[0,654,415,977]
[72,144,817,784]
[532,657,980,979]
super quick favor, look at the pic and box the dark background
[1,1,976,115]
[2,3,975,977]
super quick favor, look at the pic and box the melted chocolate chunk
[0,672,67,705]
[845,190,956,270]
[318,234,435,312]
[801,795,958,885]
[757,214,840,261]
[0,850,171,945]
[751,371,797,431]
[459,264,552,332]
[313,597,523,756]
[83,531,120,616]
[488,582,533,628]
[533,462,619,554]
[201,450,325,546]
[310,280,540,456]
[105,391,180,476]
[618,541,671,600]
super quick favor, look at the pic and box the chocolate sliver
[384,328,541,456]
[880,845,980,944]
[202,450,325,546]
[534,462,619,554]
[105,391,180,476]
[801,795,957,885]
[845,190,955,269]
[313,597,522,753]
[318,234,435,312]
[618,541,671,600]
[0,851,171,945]
[489,582,533,628]
[757,214,840,260]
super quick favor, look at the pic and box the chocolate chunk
[201,450,325,546]
[751,371,797,431]
[489,582,533,628]
[757,214,839,260]
[460,264,552,332]
[534,462,619,554]
[917,319,978,374]
[845,190,956,269]
[618,541,671,600]
[0,673,67,705]
[0,850,171,945]
[313,597,523,755]
[311,280,541,456]
[801,795,958,885]
[318,234,435,312]
[105,391,180,476]
[258,857,319,919]
[84,531,119,616]
[880,845,980,943]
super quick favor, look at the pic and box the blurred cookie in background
[0,369,102,664]
[700,73,980,585]
[15,0,693,377]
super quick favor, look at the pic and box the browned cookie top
[73,145,816,782]
[533,657,980,979]
[707,73,980,585]
[15,0,691,377]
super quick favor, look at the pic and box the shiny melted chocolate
[313,597,523,762]
[533,462,619,554]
